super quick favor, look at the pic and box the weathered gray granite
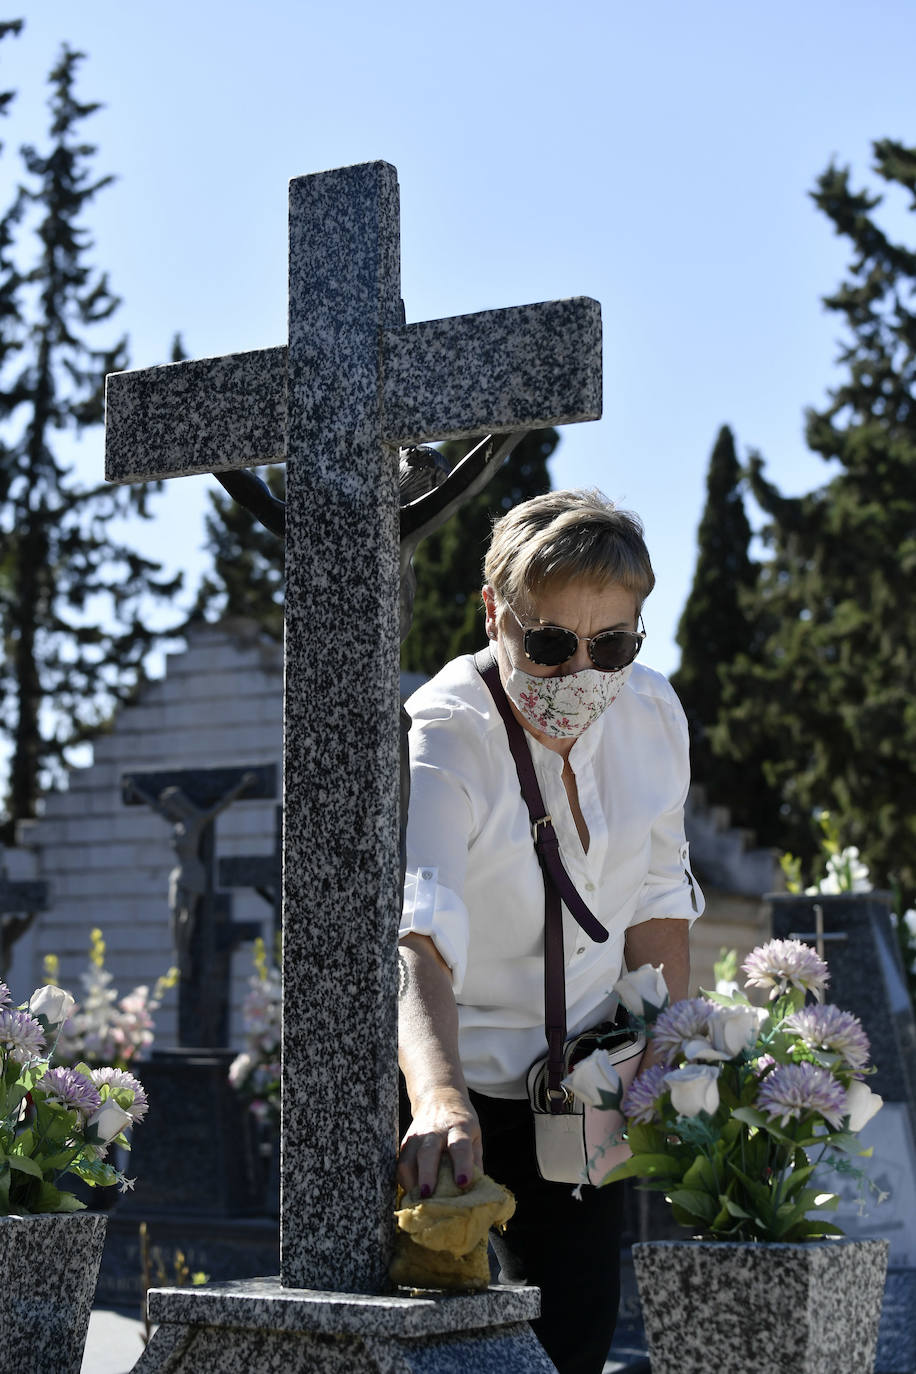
[0,1213,107,1374]
[105,346,287,482]
[136,1280,553,1373]
[381,298,602,443]
[147,1276,541,1333]
[281,160,403,1294]
[135,1320,555,1373]
[104,308,601,482]
[106,157,600,1369]
[633,1238,889,1374]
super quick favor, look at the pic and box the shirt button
[585,881,596,892]
[576,946,585,957]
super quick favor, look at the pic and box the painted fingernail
[456,1173,469,1187]
[420,1184,431,1198]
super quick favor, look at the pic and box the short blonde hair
[484,489,655,610]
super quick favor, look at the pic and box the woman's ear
[482,585,499,641]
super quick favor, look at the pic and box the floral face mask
[503,655,633,738]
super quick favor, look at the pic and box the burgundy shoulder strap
[474,649,607,944]
[474,647,607,1110]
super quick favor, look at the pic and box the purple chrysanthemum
[756,1061,847,1129]
[622,1063,669,1124]
[784,1004,871,1073]
[36,1066,102,1119]
[91,1066,149,1124]
[650,999,716,1066]
[742,939,829,1000]
[0,1007,46,1064]
[0,981,11,1010]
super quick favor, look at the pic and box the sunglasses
[506,602,645,672]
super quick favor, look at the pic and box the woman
[398,489,703,1374]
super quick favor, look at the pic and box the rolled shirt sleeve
[400,865,470,993]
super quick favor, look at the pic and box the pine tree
[669,426,772,831]
[0,45,182,841]
[400,428,558,675]
[713,141,916,898]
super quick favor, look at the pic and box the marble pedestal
[132,1277,557,1372]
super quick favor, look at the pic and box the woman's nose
[565,638,593,673]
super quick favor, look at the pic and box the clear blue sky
[4,1,916,678]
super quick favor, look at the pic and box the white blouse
[399,654,704,1098]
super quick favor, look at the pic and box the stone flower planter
[633,1237,888,1374]
[0,1213,108,1374]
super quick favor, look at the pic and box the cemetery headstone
[0,853,49,977]
[107,159,601,1372]
[99,765,280,1303]
[770,892,916,1374]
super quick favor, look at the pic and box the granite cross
[105,161,601,1307]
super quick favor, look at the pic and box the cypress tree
[713,141,916,898]
[0,45,181,841]
[670,425,769,831]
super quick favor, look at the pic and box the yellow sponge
[391,1162,516,1292]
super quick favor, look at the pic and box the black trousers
[400,1080,623,1374]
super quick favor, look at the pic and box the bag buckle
[546,1084,573,1108]
[531,814,552,842]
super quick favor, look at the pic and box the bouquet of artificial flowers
[0,978,147,1214]
[562,939,882,1241]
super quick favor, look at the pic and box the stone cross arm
[104,297,601,484]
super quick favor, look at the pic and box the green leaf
[602,1153,679,1185]
[724,1198,754,1219]
[7,1155,42,1180]
[682,1153,718,1193]
[625,1121,665,1154]
[32,1182,85,1214]
[667,1188,718,1222]
[731,1106,767,1129]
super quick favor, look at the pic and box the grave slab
[134,1281,555,1374]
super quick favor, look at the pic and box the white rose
[665,1064,721,1117]
[562,1049,623,1109]
[682,1037,731,1063]
[614,964,669,1018]
[29,984,77,1025]
[845,1079,883,1133]
[707,1005,762,1058]
[87,1099,134,1146]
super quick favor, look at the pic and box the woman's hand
[397,933,482,1197]
[397,1086,482,1197]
